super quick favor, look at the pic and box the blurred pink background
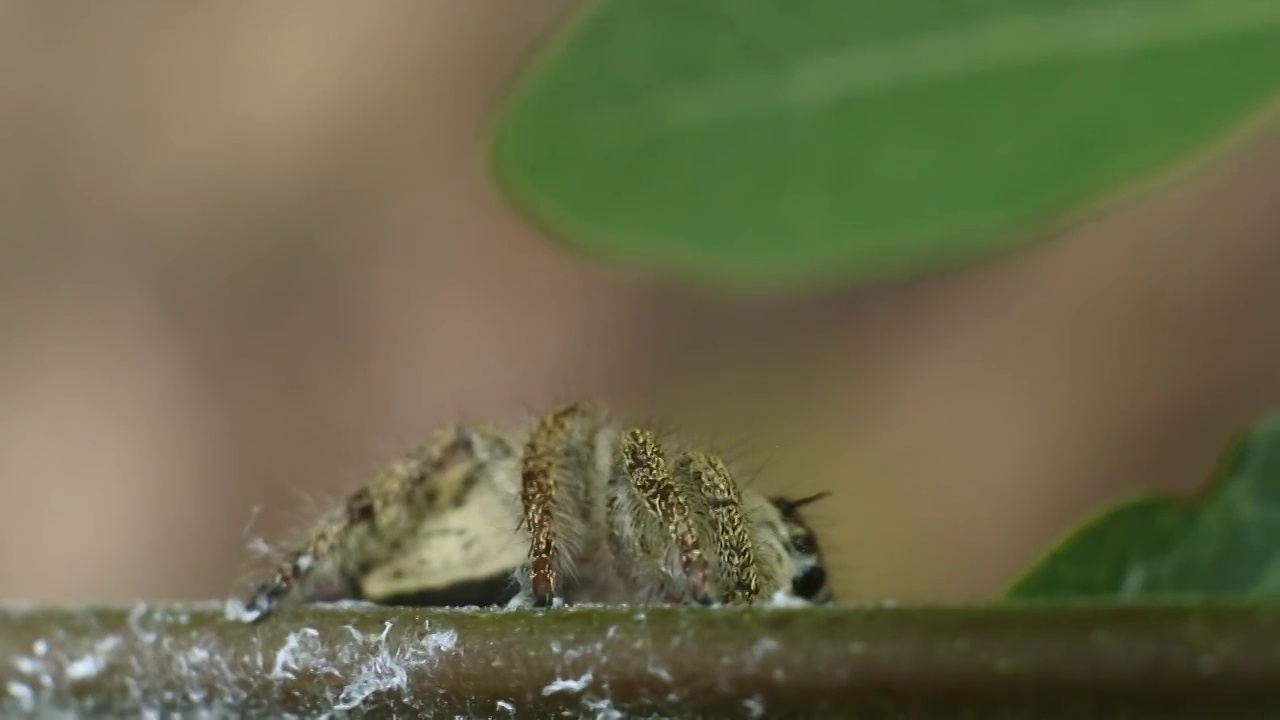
[1,2,1277,604]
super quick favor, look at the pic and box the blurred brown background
[1,2,1277,604]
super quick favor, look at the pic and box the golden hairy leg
[616,428,713,604]
[518,402,590,606]
[675,450,761,604]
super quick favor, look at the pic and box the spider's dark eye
[791,565,826,599]
[790,532,817,556]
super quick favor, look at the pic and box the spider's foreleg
[675,450,761,604]
[614,428,713,604]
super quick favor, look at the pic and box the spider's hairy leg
[675,450,760,604]
[239,529,339,623]
[518,402,599,607]
[240,428,487,622]
[614,428,713,604]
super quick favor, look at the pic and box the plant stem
[1,601,1279,717]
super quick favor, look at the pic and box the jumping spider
[237,402,831,622]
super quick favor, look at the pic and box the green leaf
[1006,416,1280,600]
[490,0,1280,288]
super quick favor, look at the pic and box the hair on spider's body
[236,402,832,622]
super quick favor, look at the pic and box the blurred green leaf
[490,0,1280,288]
[1006,416,1280,599]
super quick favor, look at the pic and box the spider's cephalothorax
[237,402,832,621]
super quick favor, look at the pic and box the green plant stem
[2,601,1279,717]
